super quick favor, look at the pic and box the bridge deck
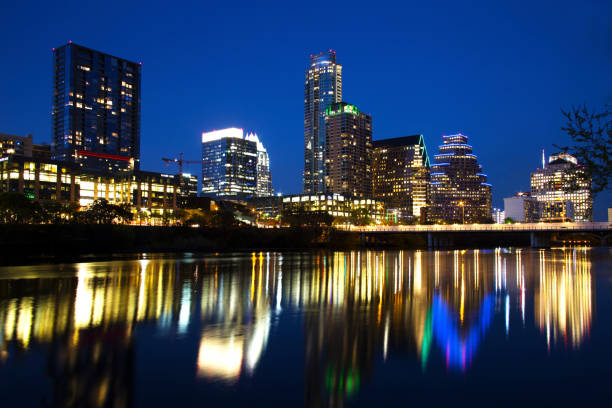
[343,222,610,233]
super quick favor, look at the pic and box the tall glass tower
[52,42,141,172]
[303,51,342,193]
[324,102,372,197]
[202,128,267,199]
[428,133,492,223]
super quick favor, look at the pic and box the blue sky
[1,0,610,219]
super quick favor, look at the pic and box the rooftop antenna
[542,148,545,169]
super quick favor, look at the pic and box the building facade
[201,128,257,199]
[324,102,372,198]
[428,133,492,223]
[281,193,385,224]
[1,133,33,157]
[530,153,592,222]
[372,135,430,220]
[246,133,274,197]
[303,51,342,194]
[0,156,195,215]
[503,194,540,223]
[52,42,141,172]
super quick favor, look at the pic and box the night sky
[1,0,610,219]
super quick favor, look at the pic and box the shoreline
[1,224,605,266]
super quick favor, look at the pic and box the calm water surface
[1,248,611,407]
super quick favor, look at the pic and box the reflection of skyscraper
[535,249,592,348]
[304,51,343,194]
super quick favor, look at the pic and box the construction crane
[161,152,200,175]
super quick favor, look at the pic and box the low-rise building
[281,193,386,224]
[0,156,197,218]
[504,194,540,223]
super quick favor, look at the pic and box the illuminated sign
[76,150,131,162]
[325,104,360,117]
[202,128,244,143]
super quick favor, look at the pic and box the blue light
[432,294,493,371]
[481,182,492,186]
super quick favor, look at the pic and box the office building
[281,193,386,223]
[0,156,196,217]
[303,51,342,194]
[52,42,141,172]
[530,153,592,221]
[504,193,540,223]
[372,135,430,220]
[428,133,492,223]
[539,201,575,222]
[1,133,33,157]
[201,128,258,199]
[246,133,274,197]
[324,102,372,198]
[492,208,505,224]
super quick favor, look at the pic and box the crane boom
[161,152,200,175]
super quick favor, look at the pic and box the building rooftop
[372,135,423,148]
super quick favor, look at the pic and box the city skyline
[1,1,610,219]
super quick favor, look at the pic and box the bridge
[339,222,611,248]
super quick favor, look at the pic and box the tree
[556,105,611,195]
[79,199,133,224]
[0,192,44,224]
[350,208,371,226]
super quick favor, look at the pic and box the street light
[458,201,465,224]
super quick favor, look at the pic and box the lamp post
[458,201,465,224]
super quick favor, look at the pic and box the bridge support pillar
[427,232,433,249]
[530,232,551,248]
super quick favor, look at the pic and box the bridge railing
[340,222,611,233]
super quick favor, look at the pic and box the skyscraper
[428,133,492,223]
[303,51,342,193]
[246,132,274,197]
[372,135,430,220]
[52,42,141,172]
[201,128,272,199]
[530,153,592,221]
[324,102,372,198]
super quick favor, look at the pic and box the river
[0,248,611,406]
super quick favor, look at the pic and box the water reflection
[0,248,596,407]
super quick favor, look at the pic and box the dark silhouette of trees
[77,199,133,224]
[0,192,44,223]
[557,105,611,195]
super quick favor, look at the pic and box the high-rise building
[428,133,492,223]
[246,133,274,197]
[303,51,342,194]
[52,42,141,172]
[530,153,592,221]
[202,128,274,200]
[324,102,372,198]
[372,135,430,220]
